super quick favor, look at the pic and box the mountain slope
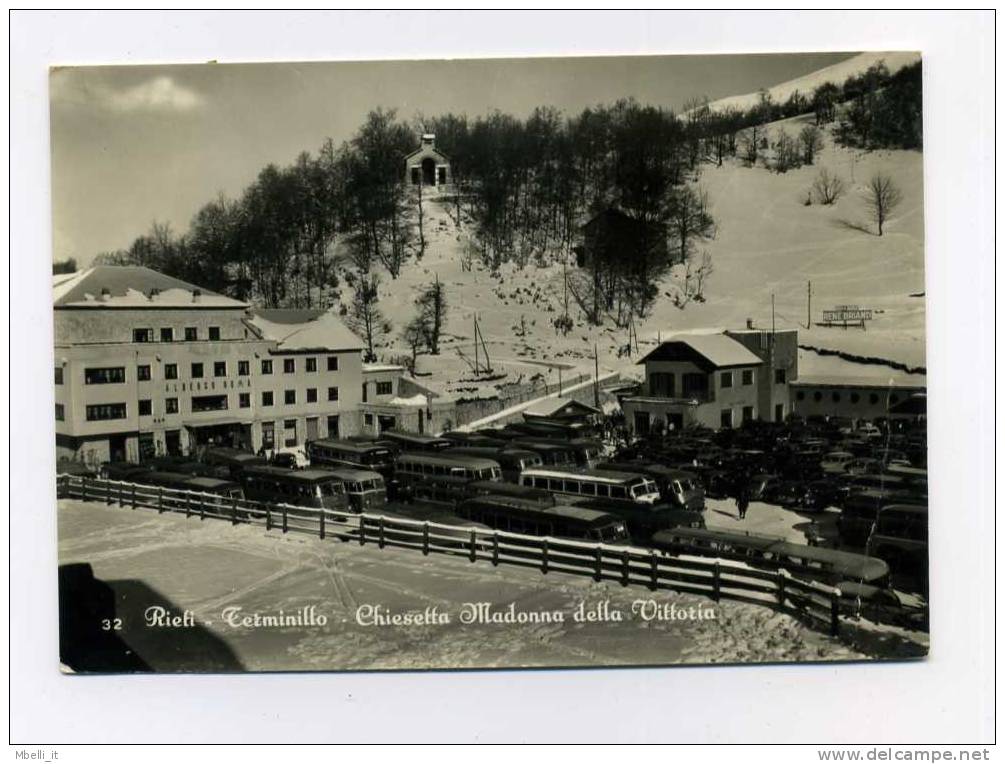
[705,51,921,113]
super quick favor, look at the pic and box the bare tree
[812,168,846,205]
[414,182,426,260]
[415,274,448,354]
[345,272,387,362]
[738,125,762,167]
[864,173,903,236]
[773,129,801,173]
[798,125,824,165]
[401,316,427,374]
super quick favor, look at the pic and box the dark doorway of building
[306,417,319,442]
[417,411,425,434]
[327,415,340,440]
[775,404,784,423]
[634,412,650,436]
[437,167,447,185]
[138,432,156,461]
[421,158,436,186]
[377,415,397,434]
[165,430,181,457]
[109,434,127,463]
[667,412,684,432]
[189,423,252,451]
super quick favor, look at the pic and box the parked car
[821,451,856,475]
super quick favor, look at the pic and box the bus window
[611,486,627,499]
[563,480,580,493]
[581,483,596,496]
[596,484,610,498]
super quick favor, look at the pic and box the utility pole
[807,281,812,329]
[594,343,600,409]
[473,314,480,375]
[558,366,563,397]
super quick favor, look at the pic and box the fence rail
[58,474,842,635]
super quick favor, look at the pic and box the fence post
[319,508,326,540]
[117,482,125,507]
[157,487,163,514]
[712,561,721,601]
[621,549,630,587]
[265,503,271,531]
[541,538,549,575]
[200,495,205,521]
[185,492,191,518]
[776,569,788,607]
[830,589,840,637]
[649,550,659,591]
[469,530,477,563]
[492,533,499,566]
[131,484,137,509]
[378,516,385,549]
[232,496,239,526]
[594,546,603,582]
[81,476,88,503]
[282,504,288,534]
[358,515,366,545]
[422,523,430,555]
[106,480,112,505]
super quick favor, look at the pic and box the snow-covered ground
[58,499,869,672]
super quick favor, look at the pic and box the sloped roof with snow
[53,266,247,309]
[523,397,601,418]
[248,310,364,353]
[638,333,764,370]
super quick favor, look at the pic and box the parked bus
[456,495,629,544]
[445,446,544,482]
[239,466,350,514]
[99,462,152,481]
[838,488,920,546]
[394,453,502,504]
[379,430,453,453]
[203,447,267,478]
[865,504,928,578]
[597,463,705,512]
[467,480,555,506]
[306,439,395,478]
[651,527,891,588]
[519,467,661,505]
[313,467,386,513]
[510,440,578,468]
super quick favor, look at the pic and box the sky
[50,51,855,265]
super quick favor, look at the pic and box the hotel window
[137,364,152,381]
[55,404,64,421]
[720,372,733,389]
[214,361,227,377]
[239,393,251,409]
[774,368,787,384]
[138,399,152,416]
[208,326,221,341]
[160,327,174,342]
[164,363,178,380]
[306,388,318,403]
[166,398,179,414]
[133,328,153,343]
[283,419,298,447]
[261,422,275,448]
[261,359,273,375]
[327,415,339,438]
[306,357,318,373]
[185,327,198,341]
[191,363,204,379]
[650,372,674,397]
[364,413,374,427]
[54,367,63,385]
[262,391,274,407]
[191,395,228,413]
[86,403,127,421]
[720,409,733,429]
[238,360,250,377]
[376,381,393,396]
[328,386,339,401]
[327,356,339,372]
[742,369,754,386]
[283,358,295,374]
[284,390,296,405]
[84,367,125,385]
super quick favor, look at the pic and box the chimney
[746,318,754,329]
[192,288,201,303]
[100,287,111,301]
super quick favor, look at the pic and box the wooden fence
[58,474,842,636]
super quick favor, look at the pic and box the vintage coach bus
[239,466,350,513]
[456,495,629,544]
[394,453,502,504]
[307,439,395,478]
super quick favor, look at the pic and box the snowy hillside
[364,114,924,399]
[704,51,921,113]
